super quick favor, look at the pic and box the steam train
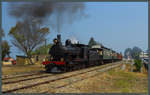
[42,34,122,73]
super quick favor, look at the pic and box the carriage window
[98,51,102,55]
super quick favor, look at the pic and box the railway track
[2,61,123,93]
[2,74,54,84]
[2,71,45,80]
[43,63,121,93]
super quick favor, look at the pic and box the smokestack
[57,34,62,45]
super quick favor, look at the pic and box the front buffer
[42,61,66,73]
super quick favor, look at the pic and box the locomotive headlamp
[53,38,58,44]
[45,58,48,61]
[60,58,64,62]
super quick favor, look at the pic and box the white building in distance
[139,51,148,60]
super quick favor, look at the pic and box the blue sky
[2,2,148,59]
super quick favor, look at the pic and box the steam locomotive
[42,34,122,73]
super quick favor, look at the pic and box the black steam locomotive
[42,34,122,73]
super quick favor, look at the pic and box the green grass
[107,68,148,93]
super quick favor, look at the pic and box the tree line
[124,47,143,60]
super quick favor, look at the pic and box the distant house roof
[3,57,15,61]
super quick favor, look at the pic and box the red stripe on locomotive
[42,61,65,65]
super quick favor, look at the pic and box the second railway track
[2,73,54,84]
[2,71,46,80]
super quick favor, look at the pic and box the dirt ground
[2,64,44,75]
[53,65,148,93]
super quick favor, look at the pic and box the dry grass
[2,64,45,75]
[55,65,148,93]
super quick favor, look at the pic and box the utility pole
[111,48,113,70]
[45,39,46,48]
[141,51,144,73]
[148,1,150,94]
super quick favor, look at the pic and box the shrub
[134,59,142,72]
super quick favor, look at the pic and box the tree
[2,40,11,60]
[88,37,97,48]
[131,46,142,60]
[9,19,50,64]
[1,29,4,37]
[1,29,11,61]
[31,44,52,55]
[124,48,132,59]
[96,41,103,46]
[124,47,142,60]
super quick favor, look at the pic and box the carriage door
[83,47,88,59]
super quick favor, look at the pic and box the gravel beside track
[2,62,122,93]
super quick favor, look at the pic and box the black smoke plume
[8,2,88,33]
